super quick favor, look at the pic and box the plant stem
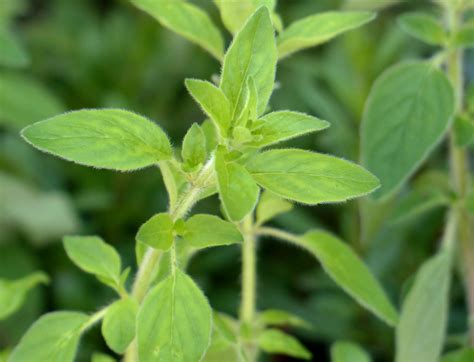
[445,3,474,345]
[256,227,301,244]
[80,307,109,333]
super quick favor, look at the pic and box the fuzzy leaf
[277,11,375,59]
[331,341,371,362]
[256,190,293,225]
[246,149,380,204]
[9,312,89,362]
[398,13,446,45]
[182,214,243,248]
[361,62,455,200]
[182,123,207,167]
[258,329,311,360]
[21,109,172,171]
[132,0,224,60]
[249,111,329,148]
[137,269,212,362]
[220,7,277,117]
[297,230,398,325]
[136,213,174,251]
[102,298,138,354]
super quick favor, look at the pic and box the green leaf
[9,312,89,362]
[249,111,329,148]
[214,0,276,34]
[182,214,243,248]
[277,12,375,59]
[396,252,452,362]
[441,348,474,362]
[185,80,232,137]
[331,341,371,362]
[21,109,172,171]
[0,272,49,320]
[216,148,260,221]
[0,72,64,129]
[182,123,207,168]
[258,329,311,360]
[220,7,277,117]
[297,230,398,325]
[137,269,212,362]
[102,298,138,354]
[453,114,474,147]
[63,235,121,285]
[246,149,380,204]
[256,190,293,225]
[131,0,224,60]
[467,189,474,215]
[136,213,174,251]
[398,13,446,45]
[453,25,474,48]
[203,313,245,362]
[91,353,116,362]
[0,28,28,68]
[361,62,455,200]
[259,309,311,330]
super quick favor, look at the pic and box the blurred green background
[0,0,472,360]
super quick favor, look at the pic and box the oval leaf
[331,341,372,362]
[21,109,172,171]
[258,329,311,360]
[361,62,455,200]
[137,269,212,362]
[102,298,138,354]
[246,149,380,204]
[398,12,446,45]
[136,213,174,251]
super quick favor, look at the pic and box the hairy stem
[445,3,474,345]
[257,227,300,244]
[80,307,109,333]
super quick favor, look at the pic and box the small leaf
[246,149,380,204]
[331,341,371,362]
[91,353,116,362]
[137,269,212,362]
[441,348,474,362]
[220,6,277,117]
[182,214,243,248]
[361,62,455,200]
[258,329,311,360]
[259,309,311,330]
[453,25,474,48]
[297,230,398,325]
[182,123,207,167]
[256,190,293,225]
[453,114,474,147]
[136,213,174,251]
[398,12,446,45]
[216,148,260,222]
[277,12,375,59]
[9,312,89,362]
[249,111,329,148]
[203,313,244,362]
[185,80,232,136]
[21,109,172,171]
[396,252,452,362]
[0,272,49,320]
[102,298,138,354]
[132,0,224,60]
[63,235,121,285]
[0,28,29,68]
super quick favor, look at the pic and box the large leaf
[21,109,172,171]
[137,269,212,362]
[102,298,138,354]
[361,62,455,200]
[277,12,375,59]
[249,111,329,148]
[246,149,380,204]
[258,329,311,360]
[132,0,224,60]
[297,230,398,325]
[220,7,277,117]
[398,13,446,45]
[0,272,48,320]
[331,341,371,362]
[9,312,89,362]
[396,252,452,362]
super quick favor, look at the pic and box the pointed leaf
[259,309,311,330]
[361,62,455,200]
[396,252,452,362]
[398,13,446,45]
[182,123,207,167]
[246,149,380,204]
[331,341,371,362]
[249,111,329,148]
[137,269,212,362]
[102,298,138,354]
[21,109,172,171]
[277,12,375,59]
[258,329,311,360]
[132,0,224,60]
[136,213,174,251]
[182,214,243,248]
[9,312,89,362]
[220,7,277,117]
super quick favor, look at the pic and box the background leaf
[258,329,311,360]
[331,341,372,362]
[398,13,446,45]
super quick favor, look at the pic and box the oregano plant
[3,2,405,361]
